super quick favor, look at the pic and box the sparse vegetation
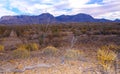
[17,43,39,51]
[0,23,120,74]
[42,46,58,56]
[106,44,120,52]
[28,43,39,51]
[64,49,83,60]
[97,45,117,73]
[13,47,30,59]
[0,45,4,52]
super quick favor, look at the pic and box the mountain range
[0,13,119,25]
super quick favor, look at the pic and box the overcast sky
[0,0,120,20]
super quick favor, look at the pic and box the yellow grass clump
[42,46,58,56]
[97,46,117,70]
[29,43,39,51]
[100,44,119,52]
[0,45,4,52]
[13,47,30,59]
[17,43,39,51]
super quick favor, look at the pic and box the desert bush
[42,46,58,56]
[17,44,28,50]
[100,44,119,52]
[51,28,61,37]
[72,29,82,36]
[28,43,39,51]
[97,46,117,72]
[18,43,39,51]
[39,35,44,45]
[64,49,82,60]
[0,45,4,52]
[107,44,120,52]
[13,47,30,59]
[80,28,87,34]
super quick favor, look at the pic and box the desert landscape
[0,0,120,74]
[0,22,120,74]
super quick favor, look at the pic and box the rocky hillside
[0,13,119,25]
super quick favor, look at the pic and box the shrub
[42,46,58,56]
[100,44,119,52]
[72,29,82,36]
[0,45,4,52]
[81,28,87,34]
[97,47,117,70]
[64,49,82,60]
[13,47,30,59]
[28,43,39,51]
[107,44,119,52]
[17,44,29,50]
[17,43,39,51]
[39,35,44,45]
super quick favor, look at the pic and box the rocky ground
[0,57,99,74]
[0,49,119,74]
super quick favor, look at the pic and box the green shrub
[0,45,4,52]
[42,46,58,56]
[13,47,30,59]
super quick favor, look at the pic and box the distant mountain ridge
[0,13,119,25]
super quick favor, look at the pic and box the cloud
[0,0,17,17]
[0,7,17,17]
[9,0,54,14]
[85,1,120,20]
[68,0,90,8]
[0,0,119,20]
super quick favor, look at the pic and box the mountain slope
[0,13,119,25]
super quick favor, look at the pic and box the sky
[0,0,120,20]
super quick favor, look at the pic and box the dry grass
[0,23,120,74]
[97,46,117,71]
[28,43,39,51]
[12,47,30,59]
[17,43,39,51]
[1,58,98,74]
[0,45,4,52]
[42,46,58,56]
[64,49,83,60]
[100,44,119,52]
